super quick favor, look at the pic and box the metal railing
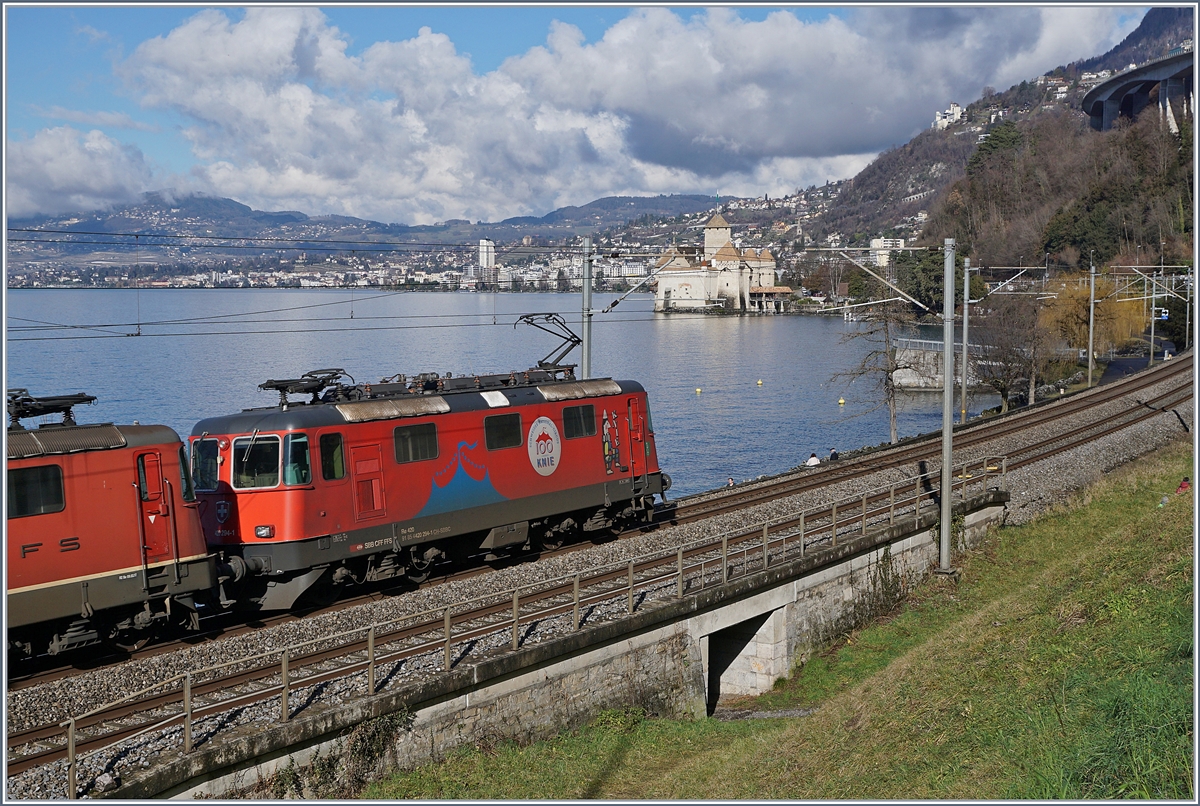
[49,455,1006,797]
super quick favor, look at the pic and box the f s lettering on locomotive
[6,359,670,658]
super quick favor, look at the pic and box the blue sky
[6,6,847,175]
[6,5,1146,224]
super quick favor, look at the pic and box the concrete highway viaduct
[1082,50,1194,131]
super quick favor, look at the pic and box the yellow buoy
[838,397,845,405]
[757,379,763,386]
[696,388,702,394]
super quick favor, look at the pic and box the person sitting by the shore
[805,453,821,467]
[829,447,839,461]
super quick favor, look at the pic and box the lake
[5,289,999,498]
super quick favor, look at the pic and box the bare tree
[831,302,918,444]
[973,295,1040,412]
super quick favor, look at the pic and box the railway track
[7,358,1192,789]
[662,355,1192,525]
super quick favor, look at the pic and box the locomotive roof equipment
[7,388,97,428]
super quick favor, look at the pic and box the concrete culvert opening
[706,611,777,715]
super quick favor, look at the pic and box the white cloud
[6,126,156,218]
[8,6,1149,221]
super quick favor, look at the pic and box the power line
[5,309,715,343]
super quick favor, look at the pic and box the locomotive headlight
[254,525,275,538]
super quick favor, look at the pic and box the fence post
[627,562,635,614]
[799,511,805,557]
[831,502,838,546]
[444,608,452,671]
[367,625,376,696]
[67,718,77,800]
[183,672,193,753]
[1001,457,1007,487]
[573,574,580,629]
[280,647,290,724]
[915,479,922,528]
[676,548,684,598]
[512,589,520,650]
[721,534,728,583]
[762,522,769,569]
[890,484,896,524]
[861,493,868,531]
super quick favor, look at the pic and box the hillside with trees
[920,108,1193,269]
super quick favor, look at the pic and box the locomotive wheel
[111,631,153,653]
[538,535,565,552]
[405,546,438,584]
[405,565,431,584]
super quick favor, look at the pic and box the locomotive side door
[136,451,173,562]
[350,444,386,520]
[626,398,644,481]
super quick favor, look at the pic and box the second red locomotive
[7,391,220,657]
[190,366,671,610]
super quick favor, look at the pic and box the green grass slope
[364,439,1194,800]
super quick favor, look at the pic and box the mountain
[7,192,719,251]
[815,7,1193,248]
[913,7,1194,268]
[1073,7,1194,73]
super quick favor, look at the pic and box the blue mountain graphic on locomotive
[417,441,509,518]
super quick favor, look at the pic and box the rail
[39,456,1006,798]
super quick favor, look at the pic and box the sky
[5,4,1148,225]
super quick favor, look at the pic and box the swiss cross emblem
[215,500,231,524]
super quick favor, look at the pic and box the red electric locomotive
[6,391,220,657]
[190,363,671,610]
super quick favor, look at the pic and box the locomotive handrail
[52,454,1006,798]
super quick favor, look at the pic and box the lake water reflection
[5,289,999,498]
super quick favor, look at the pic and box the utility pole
[581,237,593,379]
[939,239,955,575]
[960,258,971,424]
[1186,263,1192,352]
[1148,257,1158,367]
[1087,255,1096,387]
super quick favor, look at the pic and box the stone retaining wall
[99,491,1008,799]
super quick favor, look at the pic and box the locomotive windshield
[192,438,220,491]
[233,435,281,489]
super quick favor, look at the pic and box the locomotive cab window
[394,423,438,464]
[232,435,281,489]
[137,454,164,501]
[178,446,196,502]
[284,434,311,485]
[320,433,346,480]
[563,404,596,439]
[484,413,522,450]
[7,465,65,518]
[192,438,220,491]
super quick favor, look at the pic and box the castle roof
[712,243,742,262]
[705,213,730,229]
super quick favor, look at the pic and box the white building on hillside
[932,102,962,130]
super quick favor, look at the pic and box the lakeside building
[653,214,789,312]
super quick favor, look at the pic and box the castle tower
[703,213,732,261]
